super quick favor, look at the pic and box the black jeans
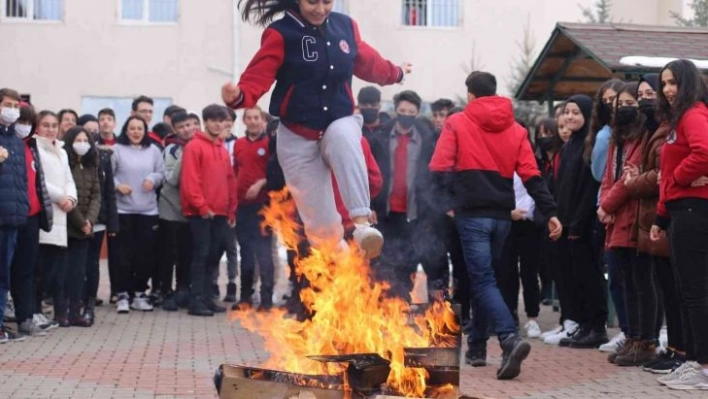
[669,208,708,363]
[106,235,119,296]
[556,235,608,330]
[446,216,471,323]
[653,256,685,352]
[236,204,275,306]
[158,219,192,293]
[497,220,542,319]
[83,231,104,300]
[10,215,40,324]
[189,216,229,299]
[375,212,419,301]
[419,216,451,293]
[613,248,658,340]
[39,244,67,304]
[114,214,158,295]
[65,238,90,302]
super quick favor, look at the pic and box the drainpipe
[232,0,243,135]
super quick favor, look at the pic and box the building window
[402,0,460,27]
[120,0,178,23]
[333,0,347,14]
[82,96,173,132]
[3,0,63,21]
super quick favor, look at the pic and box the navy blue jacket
[0,124,29,227]
[230,10,403,140]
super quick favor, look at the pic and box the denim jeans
[189,216,229,299]
[455,217,516,346]
[10,215,40,324]
[0,226,18,328]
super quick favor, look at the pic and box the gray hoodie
[159,143,187,222]
[112,144,165,215]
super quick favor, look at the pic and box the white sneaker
[659,362,702,385]
[544,319,579,345]
[32,313,56,331]
[598,331,625,353]
[116,293,130,314]
[3,297,16,322]
[131,293,154,312]
[525,320,542,338]
[540,324,563,340]
[665,363,708,390]
[18,319,47,337]
[352,223,384,259]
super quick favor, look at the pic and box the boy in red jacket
[180,105,237,317]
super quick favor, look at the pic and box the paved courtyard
[0,262,698,399]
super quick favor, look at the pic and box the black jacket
[96,146,119,233]
[27,137,53,232]
[368,118,441,221]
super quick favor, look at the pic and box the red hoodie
[180,132,237,220]
[657,102,708,224]
[333,137,382,230]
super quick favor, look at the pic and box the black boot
[569,327,609,349]
[53,298,70,327]
[203,297,226,313]
[497,334,531,380]
[82,298,96,326]
[70,301,90,327]
[188,297,214,317]
[223,283,236,303]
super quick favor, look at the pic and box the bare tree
[671,0,708,27]
[579,0,612,23]
[457,42,484,104]
[509,15,546,128]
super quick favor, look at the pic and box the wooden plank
[218,364,345,399]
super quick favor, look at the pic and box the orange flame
[230,189,459,397]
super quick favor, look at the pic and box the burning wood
[224,190,461,398]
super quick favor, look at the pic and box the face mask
[15,123,32,139]
[537,137,555,152]
[638,99,656,118]
[360,108,379,125]
[73,142,91,156]
[0,107,20,125]
[615,106,638,126]
[397,114,416,130]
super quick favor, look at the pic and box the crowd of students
[1,58,708,390]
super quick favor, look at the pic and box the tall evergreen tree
[509,15,546,128]
[580,0,612,23]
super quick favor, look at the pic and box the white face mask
[0,107,20,125]
[15,123,31,139]
[72,142,91,156]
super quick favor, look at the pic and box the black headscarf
[565,94,594,137]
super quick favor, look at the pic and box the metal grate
[5,0,62,20]
[121,0,178,22]
[402,0,460,27]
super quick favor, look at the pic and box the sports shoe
[465,345,487,367]
[524,320,542,339]
[658,361,702,385]
[644,350,684,374]
[3,296,16,322]
[539,324,563,340]
[665,365,708,390]
[33,313,57,331]
[131,293,154,311]
[18,319,48,337]
[224,282,237,303]
[352,223,384,259]
[614,340,656,366]
[544,319,578,345]
[497,334,531,380]
[599,331,625,353]
[0,325,26,343]
[116,293,130,314]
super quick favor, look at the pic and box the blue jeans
[456,217,517,346]
[0,226,19,328]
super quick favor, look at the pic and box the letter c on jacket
[302,36,318,62]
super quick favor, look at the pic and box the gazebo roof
[515,22,708,102]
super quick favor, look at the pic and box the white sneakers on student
[599,331,626,353]
[116,293,130,314]
[540,324,563,340]
[353,223,384,259]
[525,320,542,338]
[131,293,154,312]
[544,319,579,345]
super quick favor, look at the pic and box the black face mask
[537,137,555,152]
[360,108,379,125]
[397,114,416,130]
[638,99,656,118]
[615,106,638,126]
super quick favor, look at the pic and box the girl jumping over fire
[223,0,412,258]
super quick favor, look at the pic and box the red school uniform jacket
[334,137,382,230]
[180,132,237,220]
[233,133,271,206]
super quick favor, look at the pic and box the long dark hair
[64,126,98,168]
[238,0,298,26]
[610,82,643,143]
[535,118,563,155]
[584,79,624,163]
[657,59,708,129]
[116,116,151,148]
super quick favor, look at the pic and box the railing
[402,0,460,27]
[4,0,63,21]
[121,0,178,23]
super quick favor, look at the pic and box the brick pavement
[0,263,700,399]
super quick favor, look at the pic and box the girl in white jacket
[35,111,77,328]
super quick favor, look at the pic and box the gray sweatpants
[277,115,370,249]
